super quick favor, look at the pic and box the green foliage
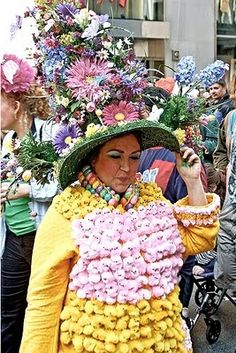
[17,133,59,185]
[159,95,206,130]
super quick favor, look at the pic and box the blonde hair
[1,83,52,121]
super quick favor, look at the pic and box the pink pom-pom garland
[70,201,185,304]
[1,54,36,93]
[174,193,220,226]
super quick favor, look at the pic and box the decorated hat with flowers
[1,54,36,93]
[19,2,228,189]
[18,1,181,189]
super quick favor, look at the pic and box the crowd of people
[1,3,235,353]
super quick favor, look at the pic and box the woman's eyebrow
[107,149,141,153]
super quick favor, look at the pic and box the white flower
[74,8,89,25]
[44,19,55,32]
[97,49,109,60]
[2,60,19,84]
[147,105,163,122]
[124,37,132,45]
[16,166,24,174]
[102,40,112,49]
[224,63,229,71]
[116,39,123,50]
[103,21,111,29]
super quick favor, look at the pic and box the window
[88,0,164,21]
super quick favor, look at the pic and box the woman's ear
[13,100,21,119]
[91,158,96,168]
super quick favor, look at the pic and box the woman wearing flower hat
[19,119,220,353]
[19,4,225,353]
[1,53,59,353]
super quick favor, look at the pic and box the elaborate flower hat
[19,1,181,189]
[20,2,228,189]
[1,54,36,93]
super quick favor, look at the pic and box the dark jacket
[200,94,234,163]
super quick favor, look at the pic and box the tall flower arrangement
[30,2,148,137]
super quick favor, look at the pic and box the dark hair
[210,78,226,87]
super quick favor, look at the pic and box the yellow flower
[95,109,103,117]
[174,128,186,145]
[22,170,32,182]
[55,94,69,107]
[60,33,73,46]
[3,137,14,153]
[85,123,100,138]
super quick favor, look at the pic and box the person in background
[213,108,236,205]
[214,110,236,298]
[199,79,234,205]
[229,73,236,108]
[201,79,233,160]
[208,79,234,124]
[1,54,59,353]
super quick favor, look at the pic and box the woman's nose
[120,158,130,172]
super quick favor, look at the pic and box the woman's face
[91,134,141,193]
[1,94,17,131]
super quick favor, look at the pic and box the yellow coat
[20,182,219,353]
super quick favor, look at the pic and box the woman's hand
[0,182,10,204]
[175,146,201,182]
[175,146,207,206]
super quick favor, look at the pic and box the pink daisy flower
[102,101,139,126]
[65,57,113,103]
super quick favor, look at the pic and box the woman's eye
[110,155,120,159]
[130,156,140,160]
[107,152,121,159]
[130,153,141,160]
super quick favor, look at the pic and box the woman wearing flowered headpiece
[19,4,221,353]
[1,53,59,353]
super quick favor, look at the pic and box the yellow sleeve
[174,193,220,257]
[20,206,78,353]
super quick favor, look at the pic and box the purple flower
[56,4,78,20]
[53,124,83,154]
[99,14,109,24]
[175,56,196,86]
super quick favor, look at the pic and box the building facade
[88,0,236,79]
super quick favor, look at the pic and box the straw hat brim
[58,120,180,189]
